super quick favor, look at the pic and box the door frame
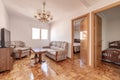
[91,1,120,67]
[71,13,89,65]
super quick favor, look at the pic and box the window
[32,28,40,39]
[41,29,48,40]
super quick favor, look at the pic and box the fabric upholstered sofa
[11,41,31,59]
[43,41,68,61]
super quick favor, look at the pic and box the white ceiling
[98,6,120,19]
[3,0,101,21]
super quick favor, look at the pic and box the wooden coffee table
[31,48,47,64]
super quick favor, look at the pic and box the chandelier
[34,1,53,23]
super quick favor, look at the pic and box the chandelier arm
[43,1,46,11]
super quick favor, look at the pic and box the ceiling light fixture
[34,1,53,23]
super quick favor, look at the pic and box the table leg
[34,54,38,64]
[38,54,42,63]
[38,53,45,63]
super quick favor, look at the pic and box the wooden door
[94,15,102,67]
[80,16,89,65]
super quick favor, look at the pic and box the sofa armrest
[56,50,67,61]
[10,45,16,48]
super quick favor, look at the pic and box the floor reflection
[41,62,48,75]
[30,73,34,80]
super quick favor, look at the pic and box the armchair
[11,41,31,59]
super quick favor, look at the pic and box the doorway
[92,2,120,67]
[71,14,89,66]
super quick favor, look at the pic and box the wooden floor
[0,54,120,80]
[73,53,80,59]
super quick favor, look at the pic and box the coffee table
[31,48,47,64]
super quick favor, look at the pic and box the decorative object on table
[34,0,53,23]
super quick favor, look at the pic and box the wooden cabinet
[0,48,14,72]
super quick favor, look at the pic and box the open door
[80,16,89,65]
[94,15,102,67]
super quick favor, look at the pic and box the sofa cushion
[50,41,56,46]
[11,41,16,46]
[13,47,30,53]
[46,49,56,55]
[60,42,66,49]
[50,46,62,50]
[56,41,61,47]
[15,41,25,47]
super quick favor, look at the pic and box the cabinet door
[0,48,7,72]
[9,48,14,70]
[0,48,14,72]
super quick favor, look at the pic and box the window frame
[32,27,49,40]
[41,29,49,40]
[32,27,40,40]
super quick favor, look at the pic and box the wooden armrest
[43,46,50,48]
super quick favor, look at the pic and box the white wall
[10,14,50,48]
[50,0,120,65]
[107,17,120,42]
[0,0,9,45]
[97,14,108,50]
[102,18,108,50]
[98,13,120,50]
[0,0,9,29]
[102,17,120,50]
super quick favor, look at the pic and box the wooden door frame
[91,1,120,67]
[71,13,89,65]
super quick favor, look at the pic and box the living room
[0,0,120,80]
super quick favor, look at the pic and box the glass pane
[41,29,48,40]
[32,28,40,39]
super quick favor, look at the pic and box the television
[0,28,11,48]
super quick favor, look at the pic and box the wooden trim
[91,1,120,67]
[29,48,32,56]
[18,50,22,59]
[91,12,95,67]
[72,13,89,21]
[87,14,90,65]
[71,19,74,60]
[71,13,89,62]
